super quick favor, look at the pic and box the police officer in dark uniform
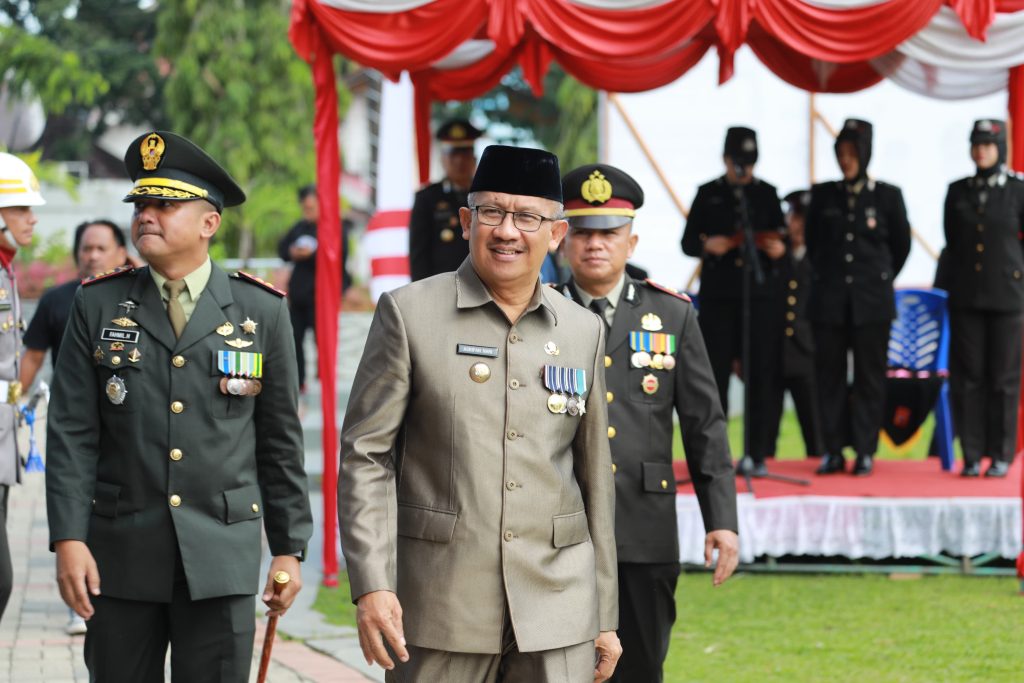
[681,127,787,474]
[765,190,825,458]
[408,119,483,281]
[807,119,911,476]
[45,131,313,682]
[561,163,739,682]
[943,119,1024,478]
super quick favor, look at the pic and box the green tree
[0,1,164,161]
[435,65,599,170]
[156,0,347,259]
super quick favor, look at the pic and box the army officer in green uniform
[559,164,739,682]
[45,131,313,682]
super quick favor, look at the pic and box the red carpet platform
[672,458,1023,566]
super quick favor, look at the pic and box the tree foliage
[156,0,340,259]
[436,65,599,171]
[0,1,164,160]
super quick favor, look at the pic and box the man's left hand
[262,555,302,618]
[704,529,739,586]
[593,630,622,681]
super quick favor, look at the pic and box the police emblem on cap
[141,133,166,171]
[978,120,993,132]
[846,120,858,130]
[450,124,466,139]
[581,170,613,204]
[742,139,756,152]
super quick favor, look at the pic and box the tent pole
[809,93,816,185]
[608,92,689,219]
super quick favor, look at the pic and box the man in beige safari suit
[339,145,621,682]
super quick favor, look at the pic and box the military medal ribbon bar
[214,350,264,378]
[544,365,587,416]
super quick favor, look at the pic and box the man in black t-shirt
[20,220,129,391]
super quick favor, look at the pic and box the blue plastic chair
[887,288,953,470]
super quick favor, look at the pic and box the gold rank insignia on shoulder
[240,317,258,335]
[217,322,234,336]
[141,133,165,171]
[111,317,138,328]
[225,338,253,349]
[641,313,663,331]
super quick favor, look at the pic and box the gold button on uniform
[976,244,984,252]
[661,480,668,490]
[111,356,122,366]
[608,426,616,439]
[787,296,796,305]
[169,495,181,507]
[251,503,260,513]
[169,448,183,461]
[171,401,184,414]
[612,463,617,474]
[975,263,983,272]
[786,312,796,321]
[506,481,516,491]
[789,280,798,290]
[606,391,614,404]
[604,355,612,368]
[786,328,795,337]
[172,355,186,368]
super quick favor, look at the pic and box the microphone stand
[732,164,809,490]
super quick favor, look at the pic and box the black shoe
[984,461,1010,478]
[852,454,874,476]
[960,462,981,477]
[816,453,846,475]
[735,456,768,477]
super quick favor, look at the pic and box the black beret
[122,131,245,211]
[724,127,759,165]
[562,164,643,230]
[436,119,483,149]
[970,119,1006,145]
[469,145,562,203]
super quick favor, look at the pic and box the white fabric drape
[677,494,1022,565]
[433,40,497,70]
[898,6,1024,70]
[872,52,1010,99]
[316,0,433,11]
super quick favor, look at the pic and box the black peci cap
[562,164,644,230]
[724,127,759,166]
[122,131,246,211]
[468,145,562,203]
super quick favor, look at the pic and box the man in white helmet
[0,152,44,623]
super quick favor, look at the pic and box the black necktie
[589,298,611,330]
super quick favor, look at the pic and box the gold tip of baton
[273,571,291,585]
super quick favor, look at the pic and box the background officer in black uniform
[806,119,911,476]
[408,118,483,281]
[943,119,1024,478]
[561,163,738,682]
[764,191,825,458]
[46,131,312,682]
[681,127,787,474]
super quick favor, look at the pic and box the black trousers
[608,562,680,683]
[288,297,316,388]
[699,297,783,461]
[950,309,1023,465]
[813,319,891,456]
[84,565,255,683]
[0,486,11,623]
[764,372,826,457]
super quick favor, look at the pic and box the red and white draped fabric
[288,0,1024,583]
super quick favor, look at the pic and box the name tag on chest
[101,328,140,344]
[457,343,498,358]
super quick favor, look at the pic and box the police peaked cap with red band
[561,163,644,230]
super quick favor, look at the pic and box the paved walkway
[0,312,380,682]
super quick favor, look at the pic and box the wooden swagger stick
[256,571,291,683]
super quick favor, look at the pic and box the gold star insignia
[241,317,258,335]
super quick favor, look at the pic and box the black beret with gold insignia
[561,163,643,230]
[469,145,562,203]
[436,119,483,151]
[122,131,246,211]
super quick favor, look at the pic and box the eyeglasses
[471,205,557,233]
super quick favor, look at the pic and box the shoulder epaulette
[81,265,134,286]
[644,278,691,302]
[232,271,286,297]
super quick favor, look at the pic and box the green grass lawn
[314,572,1023,682]
[674,410,962,463]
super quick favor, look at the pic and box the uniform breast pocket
[209,364,257,420]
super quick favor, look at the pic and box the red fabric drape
[298,12,343,585]
[747,24,886,93]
